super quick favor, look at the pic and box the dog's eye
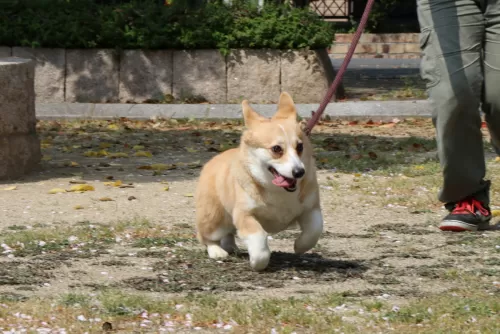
[271,145,283,154]
[296,143,303,153]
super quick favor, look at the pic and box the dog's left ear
[273,92,297,121]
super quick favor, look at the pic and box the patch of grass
[366,223,435,235]
[381,291,499,332]
[122,250,366,293]
[0,219,189,257]
[60,293,91,307]
[132,236,194,248]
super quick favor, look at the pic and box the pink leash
[304,0,377,136]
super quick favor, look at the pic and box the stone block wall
[0,47,338,104]
[0,57,41,180]
[329,33,421,59]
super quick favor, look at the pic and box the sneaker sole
[439,220,489,232]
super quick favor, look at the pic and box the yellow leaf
[74,205,84,210]
[134,151,153,158]
[186,147,198,153]
[354,173,361,177]
[68,184,95,192]
[492,210,500,217]
[104,180,123,187]
[133,145,145,150]
[99,197,114,202]
[70,161,80,167]
[137,165,153,170]
[84,150,109,157]
[164,186,170,191]
[414,165,425,170]
[42,155,52,161]
[107,124,119,131]
[41,143,52,149]
[3,186,17,191]
[49,188,66,194]
[495,157,500,162]
[99,142,112,149]
[150,163,176,171]
[183,193,194,197]
[108,152,129,159]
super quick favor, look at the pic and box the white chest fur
[247,189,306,234]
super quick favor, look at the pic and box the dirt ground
[0,118,498,333]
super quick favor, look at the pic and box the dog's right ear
[242,100,265,127]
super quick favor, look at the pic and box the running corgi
[195,92,323,271]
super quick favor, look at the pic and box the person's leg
[417,0,492,231]
[483,1,500,158]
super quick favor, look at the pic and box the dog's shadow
[233,251,368,276]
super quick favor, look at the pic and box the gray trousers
[417,0,500,206]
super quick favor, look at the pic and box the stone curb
[36,100,432,120]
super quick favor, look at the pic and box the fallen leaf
[183,193,194,197]
[99,197,114,202]
[3,186,17,191]
[137,165,153,170]
[351,154,363,160]
[108,152,129,159]
[49,188,67,194]
[164,186,170,191]
[84,150,109,157]
[353,173,362,177]
[107,124,120,131]
[128,196,137,201]
[186,147,198,153]
[134,151,153,158]
[69,161,80,167]
[492,210,500,217]
[495,157,500,162]
[348,121,358,126]
[368,152,378,160]
[99,142,112,149]
[133,145,145,150]
[74,205,84,210]
[150,163,176,171]
[69,180,87,184]
[68,184,95,192]
[42,155,52,161]
[104,180,123,187]
[380,123,396,128]
[119,185,135,189]
[414,165,425,170]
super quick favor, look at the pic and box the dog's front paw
[207,244,229,259]
[249,249,271,271]
[245,233,271,271]
[294,238,316,254]
[294,209,323,254]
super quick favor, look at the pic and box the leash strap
[304,0,377,136]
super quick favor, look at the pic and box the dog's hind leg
[221,234,239,254]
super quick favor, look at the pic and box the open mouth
[268,167,297,192]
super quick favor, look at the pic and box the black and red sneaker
[440,198,492,232]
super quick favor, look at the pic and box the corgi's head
[240,92,312,192]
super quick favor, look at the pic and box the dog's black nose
[292,167,305,179]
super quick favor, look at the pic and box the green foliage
[0,0,334,53]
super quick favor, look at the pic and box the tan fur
[195,92,324,271]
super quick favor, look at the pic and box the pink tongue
[272,175,295,187]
